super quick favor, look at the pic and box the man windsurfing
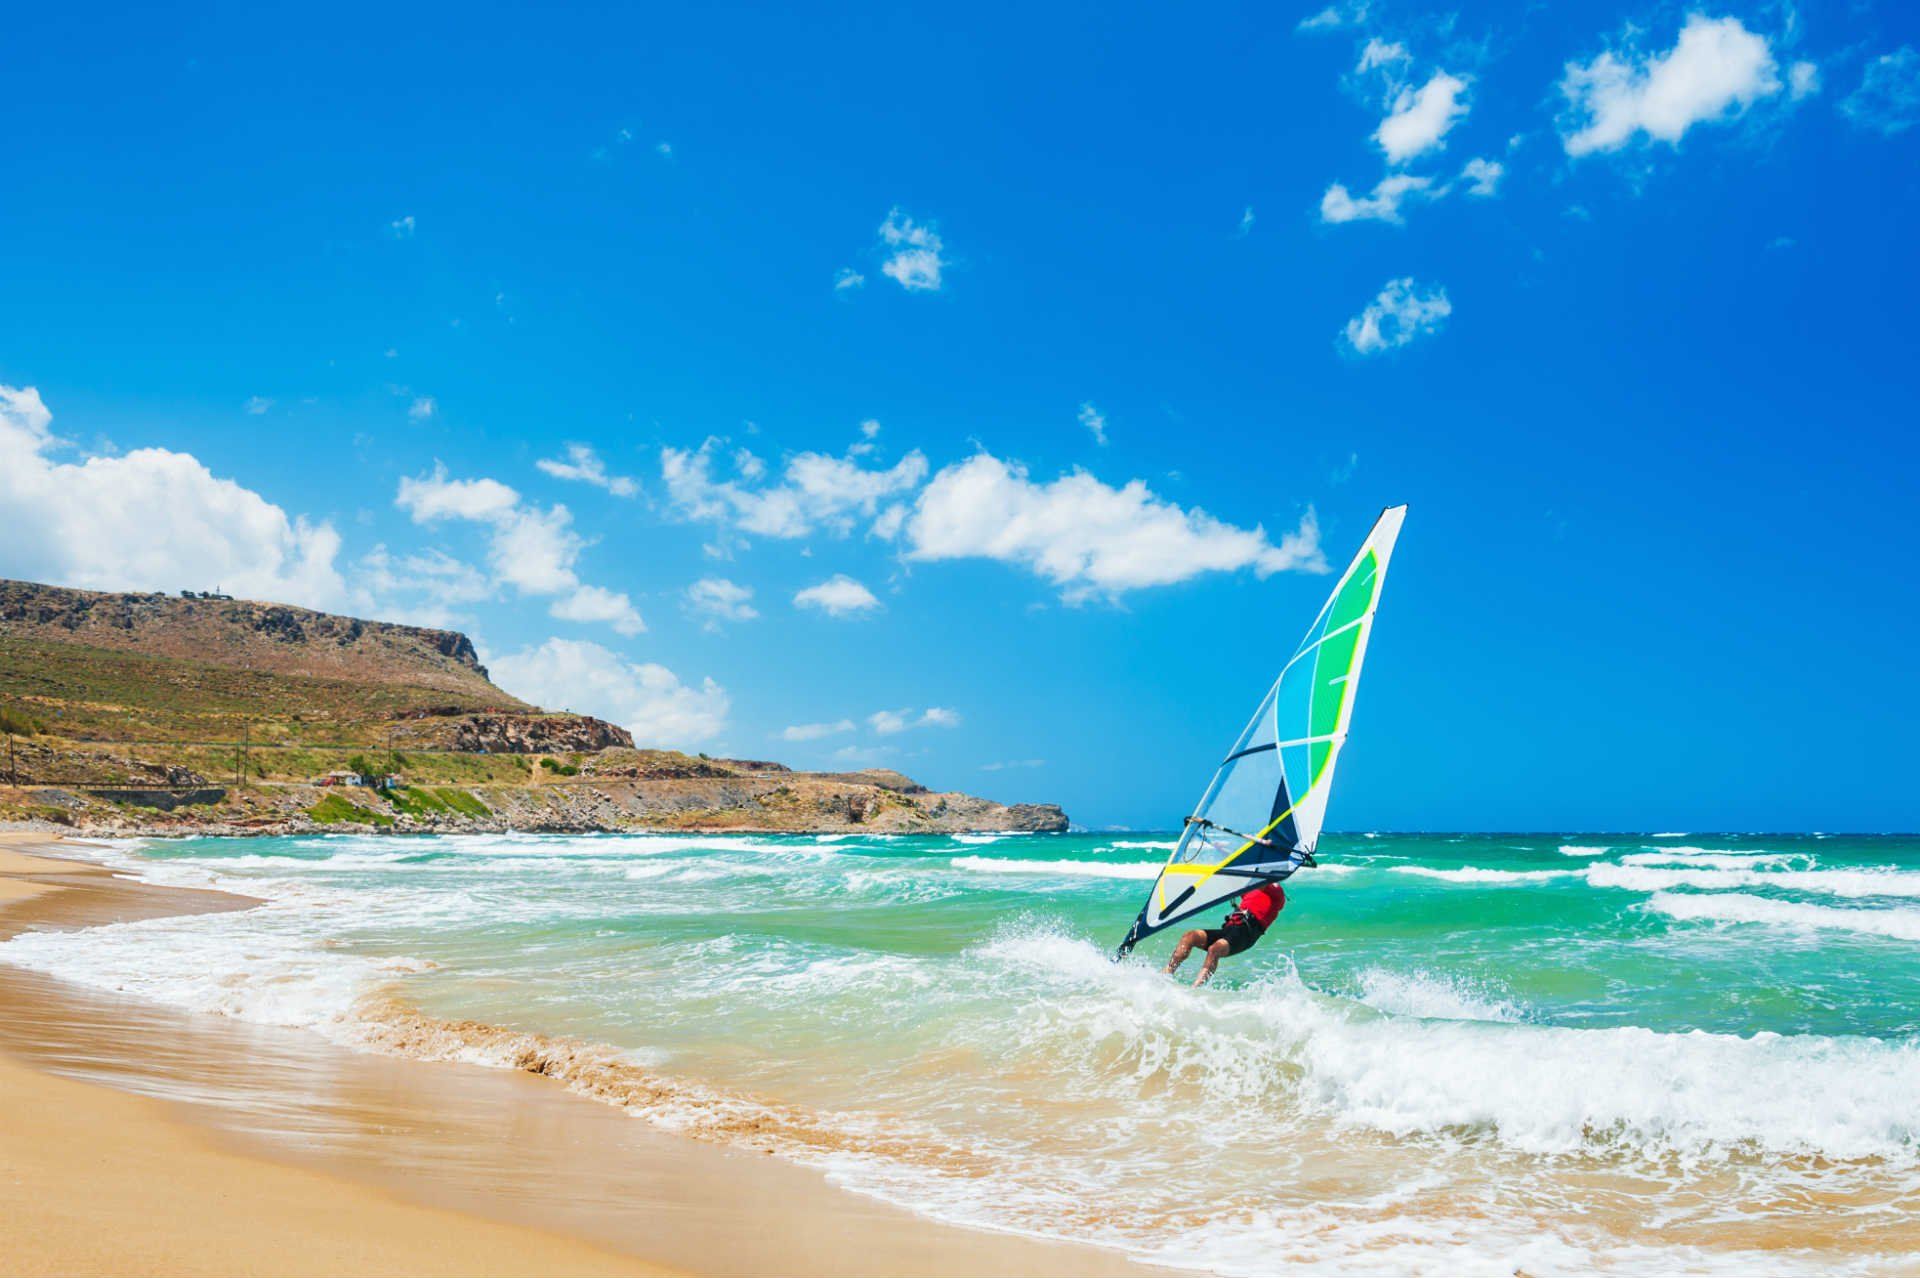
[1162,879,1284,986]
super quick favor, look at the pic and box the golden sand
[0,833,1160,1277]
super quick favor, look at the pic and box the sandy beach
[0,834,1156,1278]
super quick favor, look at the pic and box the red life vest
[1234,883,1285,930]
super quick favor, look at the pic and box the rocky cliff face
[0,579,504,697]
[386,709,636,754]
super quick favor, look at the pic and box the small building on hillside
[314,770,366,787]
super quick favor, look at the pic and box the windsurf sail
[1116,506,1407,956]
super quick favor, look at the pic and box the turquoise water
[9,831,1920,1274]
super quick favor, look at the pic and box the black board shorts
[1201,918,1265,956]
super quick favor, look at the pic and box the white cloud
[867,706,960,735]
[0,384,349,608]
[483,504,584,593]
[1788,60,1820,101]
[1559,15,1782,157]
[1319,173,1435,224]
[662,440,928,539]
[408,395,436,421]
[904,453,1326,600]
[1358,39,1409,73]
[1376,71,1469,163]
[781,719,856,742]
[1842,46,1920,135]
[835,267,867,291]
[1078,402,1108,445]
[830,745,896,767]
[550,585,646,636]
[1237,206,1255,236]
[685,577,758,625]
[360,545,492,608]
[794,574,882,617]
[244,396,272,415]
[859,418,881,439]
[396,468,520,523]
[537,443,639,497]
[1460,157,1504,196]
[1296,4,1355,32]
[867,708,911,735]
[870,503,909,540]
[396,465,641,635]
[878,208,947,292]
[655,141,673,158]
[390,215,416,239]
[1343,278,1451,355]
[980,758,1045,771]
[489,638,727,748]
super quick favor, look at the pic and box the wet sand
[0,834,1161,1277]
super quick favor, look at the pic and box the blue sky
[3,1,1917,831]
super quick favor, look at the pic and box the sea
[7,830,1920,1275]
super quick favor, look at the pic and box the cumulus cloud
[904,454,1325,600]
[868,706,961,735]
[794,574,882,617]
[877,208,947,292]
[0,384,347,608]
[1842,46,1919,135]
[685,577,758,627]
[1559,14,1782,156]
[1343,278,1452,355]
[1320,173,1436,223]
[1788,60,1820,101]
[489,638,727,747]
[1296,3,1358,32]
[408,395,436,421]
[1357,38,1409,74]
[1376,71,1469,163]
[661,440,928,539]
[549,584,646,636]
[781,719,855,742]
[834,267,866,291]
[1078,402,1108,445]
[537,443,639,497]
[1460,157,1504,196]
[396,465,643,635]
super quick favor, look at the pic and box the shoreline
[0,834,1161,1278]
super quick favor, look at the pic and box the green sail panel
[1117,506,1407,955]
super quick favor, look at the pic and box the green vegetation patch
[538,757,579,776]
[308,793,394,827]
[0,704,45,735]
[385,786,451,818]
[434,788,490,818]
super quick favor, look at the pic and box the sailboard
[1116,505,1407,957]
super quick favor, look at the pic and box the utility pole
[6,733,14,786]
[386,727,395,777]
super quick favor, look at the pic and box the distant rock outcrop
[0,579,502,696]
[0,576,1072,836]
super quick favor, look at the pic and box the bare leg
[1193,939,1232,987]
[1165,929,1209,976]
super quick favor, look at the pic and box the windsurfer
[1164,880,1285,986]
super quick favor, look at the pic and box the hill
[0,579,1067,836]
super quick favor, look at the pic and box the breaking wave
[1648,892,1920,943]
